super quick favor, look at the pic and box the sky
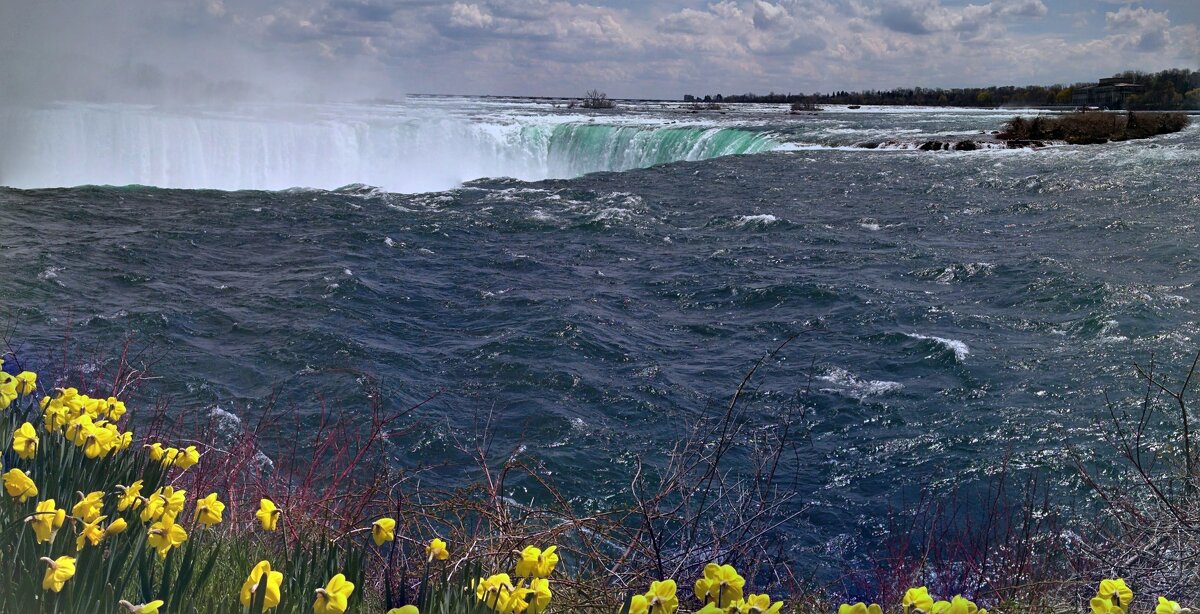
[0,0,1196,102]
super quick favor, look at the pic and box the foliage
[1000,112,1188,144]
[581,90,616,110]
[686,68,1200,110]
[0,357,370,613]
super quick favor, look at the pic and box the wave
[0,103,778,193]
[817,366,904,401]
[903,332,971,363]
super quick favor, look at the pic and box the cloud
[0,0,1192,102]
[449,3,493,29]
[865,0,1048,36]
[1105,5,1172,52]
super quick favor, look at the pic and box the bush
[1000,111,1189,144]
[580,90,615,110]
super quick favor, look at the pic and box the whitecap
[817,367,904,400]
[904,332,970,362]
[591,207,633,223]
[736,214,779,226]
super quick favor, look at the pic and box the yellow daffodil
[496,584,532,614]
[629,595,650,614]
[240,560,284,609]
[841,603,885,614]
[65,414,91,445]
[3,468,38,502]
[117,480,144,511]
[119,600,165,614]
[156,486,187,524]
[12,422,39,459]
[41,556,76,592]
[0,372,16,409]
[743,593,785,614]
[644,579,679,614]
[72,490,106,523]
[1092,597,1126,614]
[386,607,420,614]
[515,545,559,578]
[141,487,186,524]
[104,396,127,420]
[194,492,225,526]
[1098,579,1134,610]
[147,520,188,559]
[44,401,68,432]
[147,442,166,462]
[27,499,67,543]
[314,573,356,614]
[904,587,936,614]
[158,446,180,466]
[106,517,129,536]
[515,546,541,577]
[696,604,726,614]
[257,498,281,531]
[372,517,396,546]
[530,578,552,612]
[476,573,515,604]
[1156,597,1187,614]
[427,537,449,561]
[931,596,983,614]
[176,445,200,469]
[694,563,745,608]
[76,515,107,551]
[140,493,165,524]
[84,429,118,458]
[72,416,119,458]
[15,371,37,395]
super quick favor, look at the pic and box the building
[1071,77,1146,108]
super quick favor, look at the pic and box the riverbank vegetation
[685,68,1200,110]
[4,334,1200,613]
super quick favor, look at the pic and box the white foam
[736,214,779,226]
[817,367,904,400]
[905,332,970,362]
[591,207,633,222]
[38,267,63,285]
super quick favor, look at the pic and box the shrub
[581,90,615,110]
[1000,112,1189,144]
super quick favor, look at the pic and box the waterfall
[0,102,779,193]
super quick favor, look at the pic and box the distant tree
[685,67,1196,110]
[581,89,615,109]
[1186,88,1200,109]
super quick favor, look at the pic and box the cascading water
[0,101,779,193]
[545,123,779,177]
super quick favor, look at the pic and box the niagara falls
[2,0,1200,612]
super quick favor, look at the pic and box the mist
[0,0,404,107]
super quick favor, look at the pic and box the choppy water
[1,98,1199,571]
